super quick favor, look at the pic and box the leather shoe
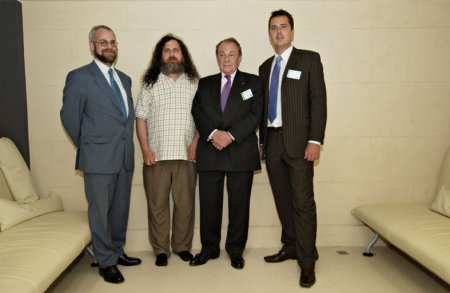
[118,253,142,266]
[177,251,193,262]
[189,252,218,266]
[155,253,168,266]
[99,265,124,284]
[264,249,296,263]
[230,255,245,269]
[300,268,316,288]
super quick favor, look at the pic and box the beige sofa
[0,137,91,293]
[352,148,450,285]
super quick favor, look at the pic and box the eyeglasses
[94,39,118,48]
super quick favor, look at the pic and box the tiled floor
[48,247,449,293]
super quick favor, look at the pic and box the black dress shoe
[155,253,168,266]
[264,249,296,263]
[189,252,218,266]
[99,265,124,284]
[118,253,142,266]
[230,255,245,269]
[300,268,316,288]
[176,251,193,262]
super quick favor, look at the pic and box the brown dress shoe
[300,268,316,288]
[264,249,296,263]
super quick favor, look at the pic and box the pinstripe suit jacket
[259,48,327,158]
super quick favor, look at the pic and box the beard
[94,48,117,66]
[161,57,184,75]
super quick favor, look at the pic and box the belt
[268,127,283,133]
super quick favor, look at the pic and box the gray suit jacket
[60,61,135,174]
[259,48,327,158]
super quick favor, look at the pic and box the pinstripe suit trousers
[265,128,319,268]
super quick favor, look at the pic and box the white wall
[21,0,450,251]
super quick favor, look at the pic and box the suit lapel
[89,61,126,119]
[223,70,243,116]
[211,73,223,116]
[117,70,134,121]
[283,47,301,82]
[261,57,274,124]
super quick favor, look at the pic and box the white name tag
[241,89,253,100]
[287,69,301,80]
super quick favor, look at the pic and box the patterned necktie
[220,75,232,112]
[268,56,282,123]
[108,68,127,120]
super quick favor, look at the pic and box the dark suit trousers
[265,129,319,268]
[198,170,253,257]
[84,165,133,268]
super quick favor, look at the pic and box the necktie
[220,75,231,112]
[268,56,282,123]
[108,69,127,120]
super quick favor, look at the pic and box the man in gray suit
[259,10,327,288]
[60,25,141,284]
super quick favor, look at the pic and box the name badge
[287,69,301,80]
[241,89,253,100]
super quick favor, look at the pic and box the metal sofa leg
[86,244,98,267]
[363,233,379,257]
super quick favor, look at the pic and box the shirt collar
[94,58,114,75]
[274,45,294,63]
[221,70,237,79]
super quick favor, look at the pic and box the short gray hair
[88,25,113,42]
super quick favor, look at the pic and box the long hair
[142,34,200,88]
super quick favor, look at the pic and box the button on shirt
[94,59,129,116]
[135,73,198,161]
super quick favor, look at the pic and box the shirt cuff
[227,132,235,141]
[308,140,321,146]
[208,129,218,141]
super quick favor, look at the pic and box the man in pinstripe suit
[259,9,327,288]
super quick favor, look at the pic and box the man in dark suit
[190,38,263,269]
[259,10,327,288]
[60,25,141,284]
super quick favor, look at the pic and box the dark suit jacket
[259,48,327,158]
[60,61,135,174]
[192,70,263,172]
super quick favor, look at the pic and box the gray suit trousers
[84,166,133,268]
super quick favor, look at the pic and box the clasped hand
[211,130,233,150]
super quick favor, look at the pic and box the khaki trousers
[143,160,196,255]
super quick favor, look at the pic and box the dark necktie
[220,75,231,112]
[268,56,282,123]
[108,68,127,120]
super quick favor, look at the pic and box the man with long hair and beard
[61,25,141,284]
[135,34,200,267]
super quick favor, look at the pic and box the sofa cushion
[0,169,13,201]
[0,198,33,231]
[430,148,450,217]
[0,194,63,232]
[0,137,38,204]
[0,211,90,293]
[430,186,450,217]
